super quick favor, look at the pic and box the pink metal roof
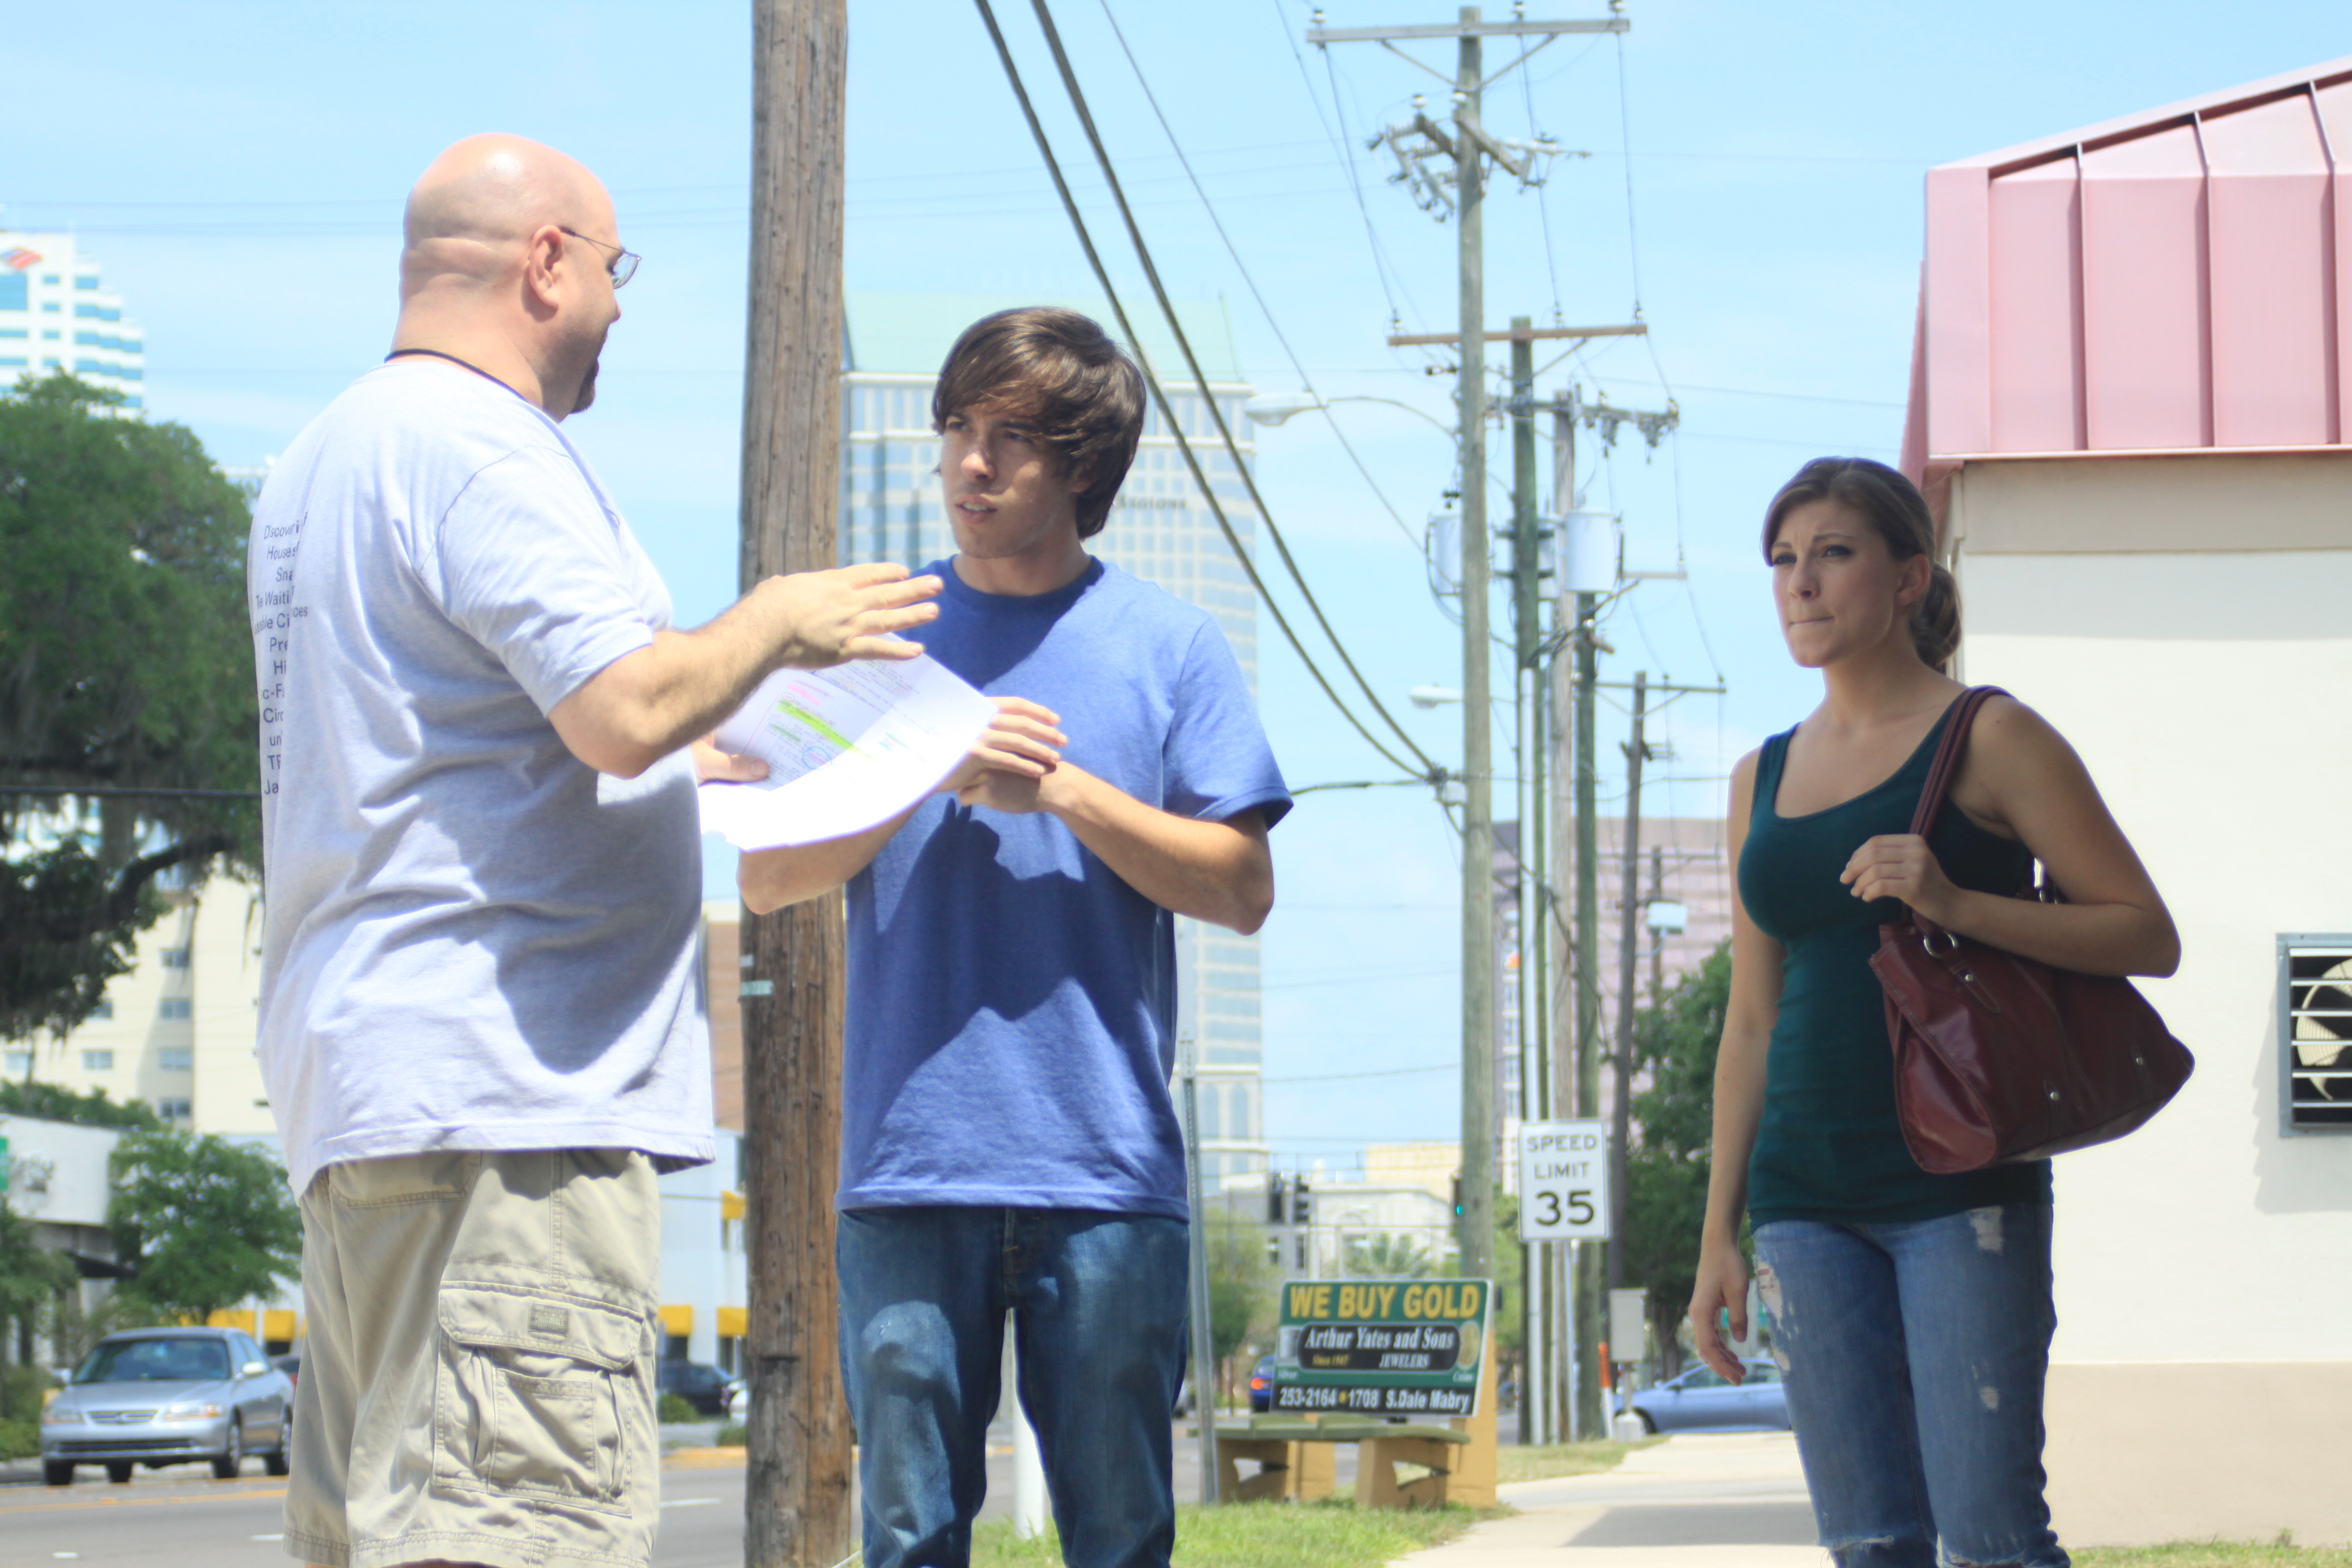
[1902,57,2352,505]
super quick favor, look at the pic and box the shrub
[657,1392,699,1425]
[0,1418,37,1460]
[0,1364,59,1424]
[716,1422,748,1447]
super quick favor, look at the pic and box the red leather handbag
[1866,687,2194,1175]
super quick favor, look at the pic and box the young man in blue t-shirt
[740,307,1289,1568]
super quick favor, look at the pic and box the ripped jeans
[1754,1203,2068,1568]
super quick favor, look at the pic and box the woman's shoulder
[1967,689,2072,761]
[1956,688,2096,814]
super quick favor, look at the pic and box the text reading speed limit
[1519,1119,1610,1242]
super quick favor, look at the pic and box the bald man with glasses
[247,134,938,1568]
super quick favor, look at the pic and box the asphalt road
[0,1463,756,1568]
[0,1421,1311,1568]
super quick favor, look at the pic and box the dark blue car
[1247,1354,1277,1413]
[1619,1358,1788,1433]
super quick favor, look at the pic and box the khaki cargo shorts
[285,1150,663,1568]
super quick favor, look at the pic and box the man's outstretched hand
[756,562,943,668]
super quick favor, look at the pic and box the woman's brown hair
[1762,457,1960,672]
[932,307,1145,540]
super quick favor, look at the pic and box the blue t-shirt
[839,558,1291,1218]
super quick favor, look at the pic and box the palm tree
[1343,1232,1435,1279]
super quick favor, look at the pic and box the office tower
[0,234,145,408]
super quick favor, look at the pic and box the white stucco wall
[1950,457,2352,1543]
[1956,543,2352,1366]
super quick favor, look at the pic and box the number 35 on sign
[1518,1120,1610,1242]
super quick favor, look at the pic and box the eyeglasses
[558,227,640,288]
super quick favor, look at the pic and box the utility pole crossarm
[1455,115,1528,180]
[1388,324,1645,347]
[1596,680,1726,696]
[1309,18,1628,43]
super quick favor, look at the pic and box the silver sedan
[1619,1357,1791,1433]
[40,1326,293,1485]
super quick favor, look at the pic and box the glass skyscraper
[838,291,1269,1184]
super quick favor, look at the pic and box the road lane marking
[0,1486,287,1515]
[252,1534,286,1541]
[660,1497,720,1508]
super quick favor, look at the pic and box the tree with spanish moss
[0,373,256,1049]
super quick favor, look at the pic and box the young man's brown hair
[931,306,1146,539]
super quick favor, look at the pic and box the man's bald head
[402,134,613,294]
[391,134,623,418]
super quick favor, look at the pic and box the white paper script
[697,653,995,851]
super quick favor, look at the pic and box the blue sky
[9,2,2345,1169]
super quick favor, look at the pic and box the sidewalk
[1398,1433,1826,1567]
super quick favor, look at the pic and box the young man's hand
[692,737,768,784]
[947,697,1065,808]
[754,563,944,668]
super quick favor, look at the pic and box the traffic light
[1450,1171,1463,1218]
[1291,1178,1312,1226]
[1266,1172,1287,1224]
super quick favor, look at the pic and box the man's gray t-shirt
[249,362,711,1191]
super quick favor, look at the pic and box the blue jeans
[1754,1203,2068,1568]
[836,1206,1190,1568]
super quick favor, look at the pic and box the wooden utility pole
[1310,0,1629,1375]
[1507,315,1545,1445]
[1606,673,1649,1290]
[1558,390,1605,1440]
[1449,7,1497,1287]
[738,3,854,1565]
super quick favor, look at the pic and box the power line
[1097,0,1419,551]
[1517,41,1566,326]
[1263,1063,1453,1083]
[970,0,1427,782]
[1020,0,1441,780]
[1268,0,1425,332]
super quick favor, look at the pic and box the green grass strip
[971,1500,1506,1568]
[2074,1544,2352,1567]
[1495,1437,1661,1485]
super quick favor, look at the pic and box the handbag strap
[1901,687,2028,937]
[1905,686,2009,839]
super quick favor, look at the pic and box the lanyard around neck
[384,347,523,400]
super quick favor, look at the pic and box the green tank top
[1738,704,2052,1227]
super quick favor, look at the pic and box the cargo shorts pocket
[434,1283,648,1516]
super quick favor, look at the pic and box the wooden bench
[1194,1416,1474,1509]
[1351,1421,1473,1511]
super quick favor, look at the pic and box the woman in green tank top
[1686,458,2178,1568]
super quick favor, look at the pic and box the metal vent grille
[2280,937,2352,1132]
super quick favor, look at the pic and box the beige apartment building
[5,877,274,1135]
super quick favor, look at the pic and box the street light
[1409,685,1465,709]
[1243,393,1456,438]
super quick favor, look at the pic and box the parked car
[40,1326,294,1486]
[1617,1359,1788,1434]
[1247,1355,1277,1413]
[657,1359,741,1418]
[273,1353,301,1392]
[726,1380,748,1422]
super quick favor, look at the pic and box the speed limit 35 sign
[1518,1119,1609,1242]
